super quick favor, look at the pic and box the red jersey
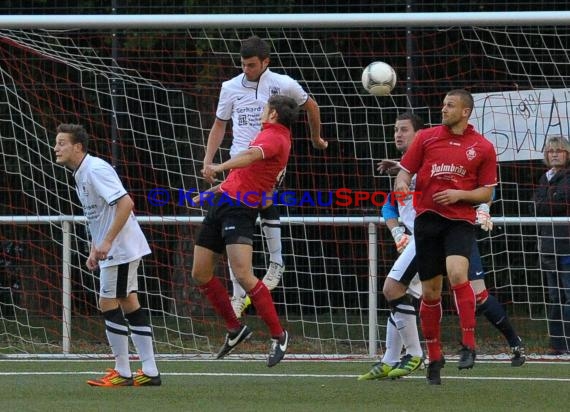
[399,124,497,222]
[220,122,291,207]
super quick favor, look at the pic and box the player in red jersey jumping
[192,95,299,367]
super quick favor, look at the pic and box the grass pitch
[0,359,568,412]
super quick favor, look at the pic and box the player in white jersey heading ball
[203,35,328,317]
[54,124,161,387]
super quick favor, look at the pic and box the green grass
[0,359,568,411]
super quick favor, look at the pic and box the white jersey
[215,68,309,157]
[74,154,151,268]
[399,174,417,233]
[384,174,420,298]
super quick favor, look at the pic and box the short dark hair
[240,35,271,60]
[446,89,474,112]
[396,112,425,132]
[267,95,299,128]
[57,123,89,152]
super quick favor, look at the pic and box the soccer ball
[361,61,397,96]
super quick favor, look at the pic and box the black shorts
[195,194,259,254]
[414,212,475,281]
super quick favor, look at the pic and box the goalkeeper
[359,112,524,382]
[358,113,426,381]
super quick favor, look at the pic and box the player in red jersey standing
[192,95,299,367]
[395,89,498,384]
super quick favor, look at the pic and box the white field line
[0,370,568,382]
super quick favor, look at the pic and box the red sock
[420,297,442,361]
[452,280,476,349]
[248,280,283,337]
[198,277,241,331]
[475,288,489,305]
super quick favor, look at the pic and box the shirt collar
[241,68,271,88]
[72,153,91,178]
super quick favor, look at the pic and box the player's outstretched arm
[203,119,228,183]
[394,169,412,194]
[303,97,328,150]
[202,147,263,181]
[377,159,401,174]
[192,184,221,205]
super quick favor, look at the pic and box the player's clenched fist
[202,164,221,182]
[311,136,328,150]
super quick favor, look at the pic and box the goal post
[1,13,569,358]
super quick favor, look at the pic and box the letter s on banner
[334,188,352,207]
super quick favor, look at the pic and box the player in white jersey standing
[54,124,161,387]
[203,35,328,317]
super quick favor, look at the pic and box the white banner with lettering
[472,89,570,162]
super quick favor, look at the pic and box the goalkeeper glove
[390,226,410,253]
[476,203,493,232]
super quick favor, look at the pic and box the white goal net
[1,22,569,357]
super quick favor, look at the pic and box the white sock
[228,261,246,298]
[381,314,403,365]
[392,303,423,357]
[105,321,131,377]
[261,222,283,266]
[129,325,159,377]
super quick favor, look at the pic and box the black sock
[478,294,520,347]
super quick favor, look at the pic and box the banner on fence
[472,88,570,162]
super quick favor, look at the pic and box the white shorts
[386,235,422,299]
[99,259,141,299]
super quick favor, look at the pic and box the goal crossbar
[1,12,570,29]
